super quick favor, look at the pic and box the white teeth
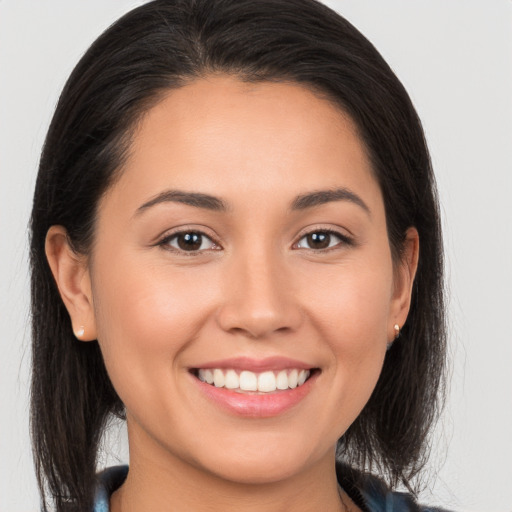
[239,370,258,391]
[288,369,298,389]
[198,369,214,384]
[224,369,239,389]
[276,370,289,390]
[197,368,311,392]
[258,371,276,392]
[213,369,225,388]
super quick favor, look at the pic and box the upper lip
[190,356,315,372]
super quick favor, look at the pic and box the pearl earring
[387,324,401,351]
[75,326,85,339]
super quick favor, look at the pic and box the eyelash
[294,229,354,251]
[158,230,220,255]
[158,228,353,255]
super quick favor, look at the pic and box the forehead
[101,75,381,213]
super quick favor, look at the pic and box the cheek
[299,257,392,418]
[303,256,393,345]
[90,257,218,401]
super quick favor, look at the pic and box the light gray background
[1,1,511,511]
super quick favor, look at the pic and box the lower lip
[192,372,317,418]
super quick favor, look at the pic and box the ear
[389,227,419,341]
[45,226,97,341]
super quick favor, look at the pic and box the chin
[203,454,311,485]
[188,432,329,485]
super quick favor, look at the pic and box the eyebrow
[291,188,371,215]
[135,186,370,217]
[136,190,229,215]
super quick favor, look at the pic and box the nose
[216,248,303,339]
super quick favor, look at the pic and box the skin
[46,75,419,512]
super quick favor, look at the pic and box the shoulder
[336,462,451,512]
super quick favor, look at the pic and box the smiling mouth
[192,368,316,394]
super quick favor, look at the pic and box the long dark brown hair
[30,1,446,510]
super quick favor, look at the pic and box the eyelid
[292,226,355,251]
[156,226,223,254]
[154,224,354,254]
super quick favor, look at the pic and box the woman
[30,0,446,510]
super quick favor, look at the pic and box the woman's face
[73,76,416,484]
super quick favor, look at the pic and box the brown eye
[165,232,216,252]
[296,230,347,250]
[306,232,331,249]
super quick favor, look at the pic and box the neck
[110,426,359,512]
